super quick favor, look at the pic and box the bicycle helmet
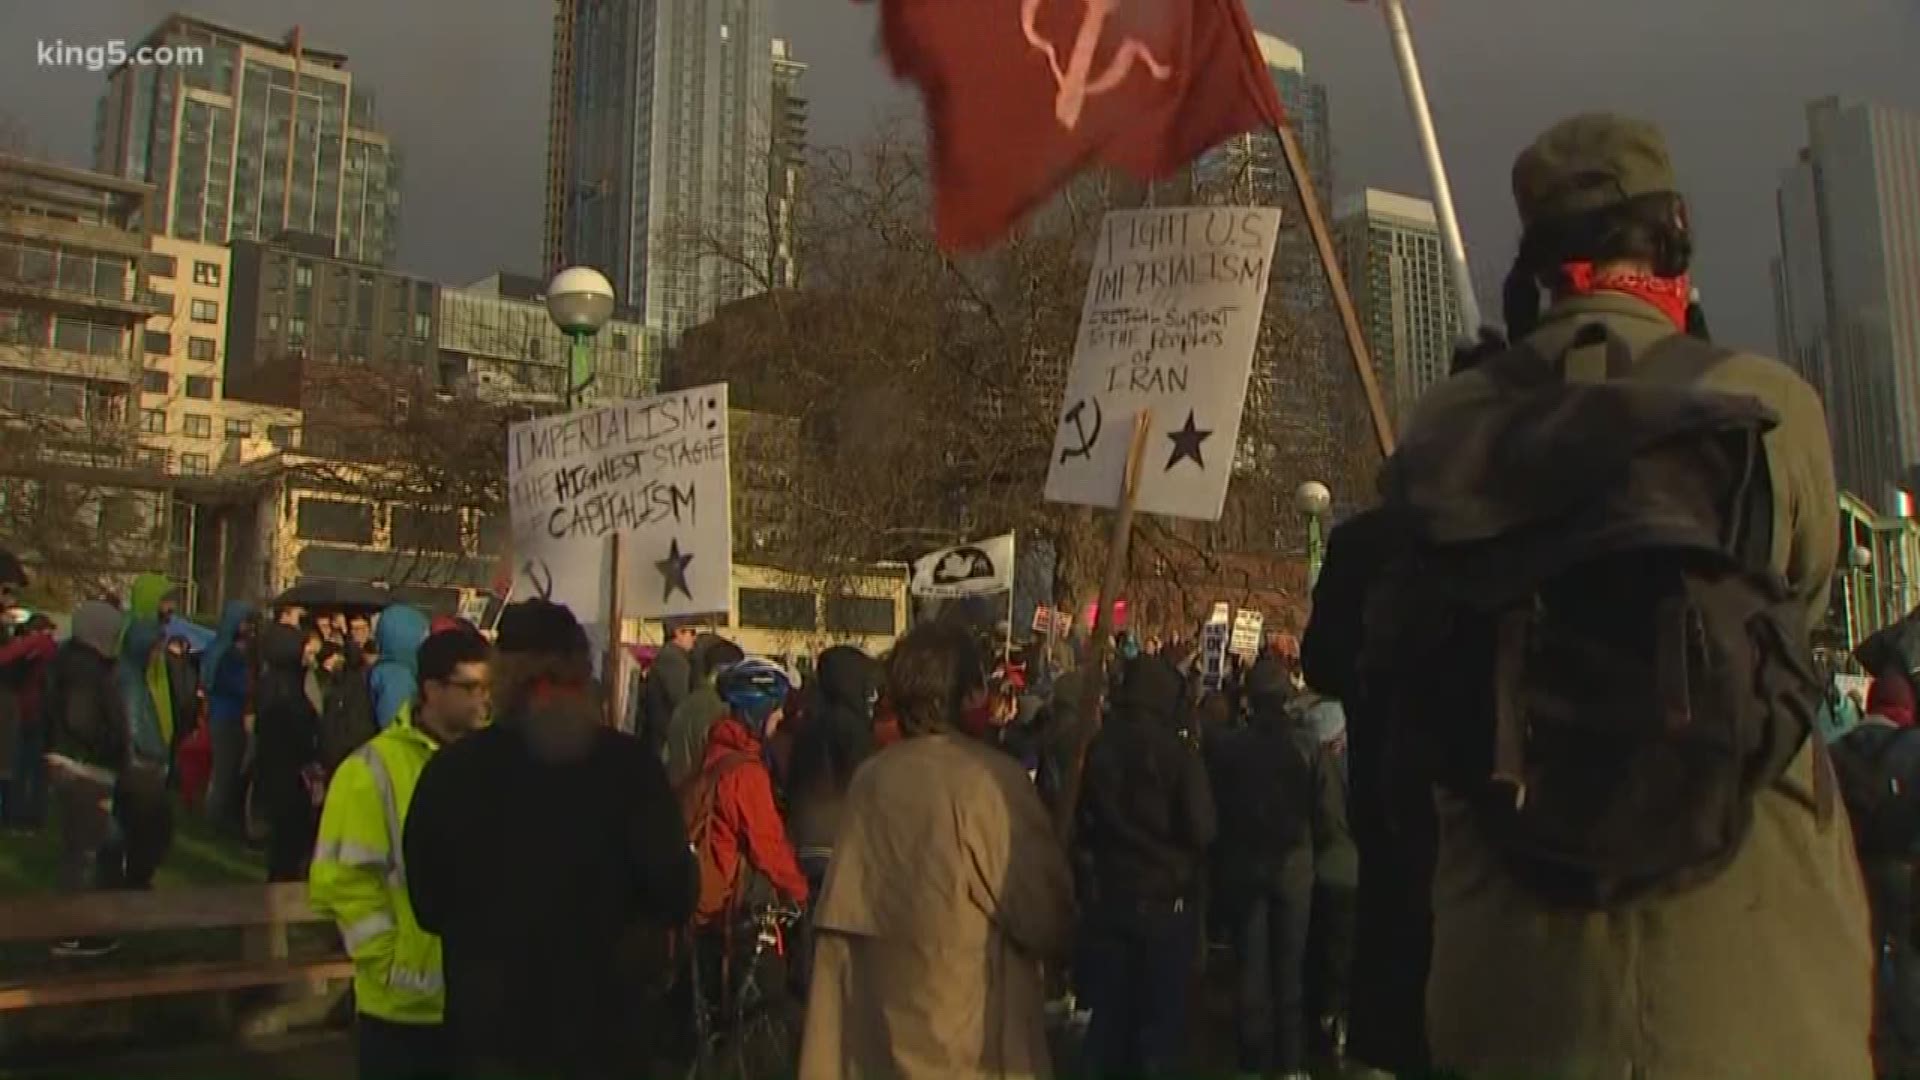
[715,657,794,735]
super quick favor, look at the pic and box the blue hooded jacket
[120,618,169,765]
[201,600,256,728]
[369,604,430,730]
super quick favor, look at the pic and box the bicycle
[687,901,804,1080]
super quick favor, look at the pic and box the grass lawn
[0,800,264,898]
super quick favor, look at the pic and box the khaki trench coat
[1411,294,1873,1079]
[799,733,1074,1080]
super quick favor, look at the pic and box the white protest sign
[912,534,1016,599]
[1201,621,1231,692]
[1044,207,1280,521]
[506,383,734,624]
[1230,609,1265,658]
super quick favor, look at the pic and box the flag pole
[604,534,624,729]
[1380,0,1482,338]
[1006,530,1018,664]
[1270,122,1397,455]
[1055,409,1153,841]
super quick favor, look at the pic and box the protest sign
[1201,620,1231,692]
[1231,609,1265,659]
[912,533,1017,599]
[506,384,734,623]
[1044,207,1281,521]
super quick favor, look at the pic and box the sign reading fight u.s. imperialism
[1044,206,1280,521]
[506,383,734,622]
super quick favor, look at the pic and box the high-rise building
[1336,189,1464,421]
[1773,96,1920,506]
[769,39,808,291]
[94,15,401,265]
[547,0,777,338]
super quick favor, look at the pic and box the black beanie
[496,599,589,657]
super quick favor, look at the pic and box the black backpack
[1361,326,1822,908]
[1830,722,1920,862]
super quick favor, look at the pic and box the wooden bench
[0,883,352,1011]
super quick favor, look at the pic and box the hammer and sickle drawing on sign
[1021,0,1173,130]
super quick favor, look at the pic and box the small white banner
[911,534,1016,599]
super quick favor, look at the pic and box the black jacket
[1210,699,1347,899]
[787,646,876,855]
[44,640,126,772]
[252,625,320,822]
[638,642,692,756]
[405,712,697,1078]
[1076,655,1217,904]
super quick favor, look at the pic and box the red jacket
[701,717,809,905]
[0,630,57,731]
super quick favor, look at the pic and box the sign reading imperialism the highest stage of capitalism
[507,383,734,622]
[1044,207,1280,522]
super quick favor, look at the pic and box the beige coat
[1412,294,1873,1079]
[799,733,1074,1080]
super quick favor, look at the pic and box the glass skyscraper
[549,0,777,338]
[94,15,400,266]
[1774,96,1920,507]
[1336,189,1464,423]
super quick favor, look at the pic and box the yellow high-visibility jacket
[309,709,444,1024]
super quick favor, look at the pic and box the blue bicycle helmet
[715,658,794,734]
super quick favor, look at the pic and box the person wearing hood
[786,646,877,882]
[200,599,256,837]
[1074,653,1217,1077]
[115,613,174,890]
[369,605,431,731]
[42,602,130,956]
[662,635,745,788]
[405,602,695,1079]
[253,624,322,881]
[1209,680,1348,1080]
[313,626,489,1080]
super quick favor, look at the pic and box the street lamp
[1296,480,1332,590]
[545,266,615,411]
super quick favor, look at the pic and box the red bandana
[1559,262,1692,331]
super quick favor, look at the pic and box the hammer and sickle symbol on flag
[1021,0,1173,130]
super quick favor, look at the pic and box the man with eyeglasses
[311,627,492,1080]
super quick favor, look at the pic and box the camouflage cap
[1512,113,1678,226]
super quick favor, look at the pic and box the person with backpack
[405,603,695,1079]
[1832,675,1920,1076]
[1209,677,1347,1080]
[42,602,131,957]
[253,624,323,882]
[1365,113,1868,1078]
[684,658,810,929]
[1073,653,1217,1076]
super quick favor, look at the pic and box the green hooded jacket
[125,572,177,750]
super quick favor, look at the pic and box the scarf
[1560,261,1691,330]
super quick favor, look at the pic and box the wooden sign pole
[1054,410,1153,841]
[604,534,624,729]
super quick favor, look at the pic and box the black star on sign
[656,538,695,603]
[1164,410,1212,471]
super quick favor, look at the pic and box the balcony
[0,241,164,319]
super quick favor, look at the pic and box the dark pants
[55,772,121,893]
[1234,872,1315,1075]
[1307,882,1358,1054]
[266,804,317,883]
[358,1015,451,1080]
[4,720,48,827]
[208,720,247,836]
[114,768,173,889]
[1078,898,1196,1077]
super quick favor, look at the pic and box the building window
[146,253,177,278]
[141,370,169,395]
[144,330,171,355]
[190,298,219,323]
[150,289,175,311]
[824,595,896,636]
[611,331,629,352]
[296,497,374,544]
[267,423,294,448]
[185,375,213,400]
[224,417,252,439]
[738,588,817,631]
[288,316,306,344]
[180,452,210,475]
[293,262,313,288]
[188,336,216,362]
[390,506,462,553]
[412,312,430,343]
[192,260,221,287]
[141,408,166,434]
[183,414,212,438]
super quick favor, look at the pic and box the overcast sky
[5,0,1917,355]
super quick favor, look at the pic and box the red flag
[873,0,1286,251]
